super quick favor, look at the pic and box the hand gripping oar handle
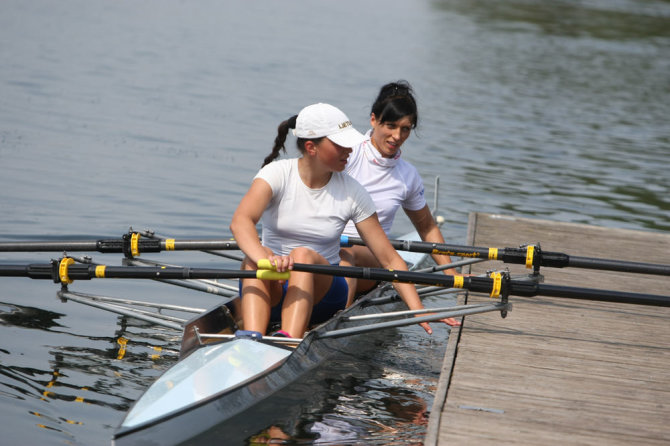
[340,236,670,276]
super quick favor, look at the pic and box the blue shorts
[238,270,348,325]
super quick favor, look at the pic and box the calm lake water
[1,0,669,444]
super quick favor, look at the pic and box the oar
[136,229,244,262]
[124,257,239,298]
[256,260,670,307]
[3,259,668,307]
[0,259,288,283]
[0,233,240,257]
[340,235,670,276]
[8,232,667,276]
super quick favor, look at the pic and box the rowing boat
[105,223,518,445]
[111,232,468,445]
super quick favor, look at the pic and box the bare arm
[354,214,435,333]
[405,205,460,275]
[229,178,291,271]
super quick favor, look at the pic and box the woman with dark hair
[340,82,463,323]
[230,103,450,338]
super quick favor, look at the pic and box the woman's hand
[260,254,293,273]
[417,315,461,334]
[442,317,461,327]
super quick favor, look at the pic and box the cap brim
[327,127,367,148]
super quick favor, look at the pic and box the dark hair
[262,115,326,167]
[370,80,418,128]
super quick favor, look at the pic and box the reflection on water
[0,296,181,445]
[180,325,447,445]
[246,382,428,445]
[0,302,65,330]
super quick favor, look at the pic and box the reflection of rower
[0,300,64,331]
[248,425,293,444]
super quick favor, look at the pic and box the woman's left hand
[441,317,461,327]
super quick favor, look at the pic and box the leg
[339,247,358,307]
[339,245,381,307]
[240,247,283,335]
[280,247,333,338]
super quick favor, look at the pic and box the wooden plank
[426,213,670,446]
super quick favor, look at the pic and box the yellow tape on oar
[59,257,75,284]
[95,265,106,278]
[453,275,464,289]
[255,259,290,281]
[488,247,498,260]
[131,233,141,257]
[525,245,535,269]
[489,272,502,298]
[165,238,175,251]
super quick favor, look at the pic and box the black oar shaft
[3,260,668,307]
[0,241,102,252]
[535,284,670,307]
[0,238,240,254]
[340,236,669,276]
[501,279,670,307]
[567,256,670,275]
[285,262,670,307]
[289,262,460,288]
[0,262,283,282]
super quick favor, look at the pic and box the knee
[289,246,320,263]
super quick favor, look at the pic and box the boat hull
[112,286,404,446]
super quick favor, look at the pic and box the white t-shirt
[255,158,376,264]
[343,131,426,237]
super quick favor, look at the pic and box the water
[1,0,669,444]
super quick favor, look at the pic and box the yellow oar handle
[257,259,275,270]
[256,259,289,280]
[256,270,290,280]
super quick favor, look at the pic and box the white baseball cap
[293,103,366,148]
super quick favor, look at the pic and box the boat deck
[426,212,670,445]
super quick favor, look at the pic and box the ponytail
[262,114,298,167]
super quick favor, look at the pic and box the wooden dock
[425,213,670,445]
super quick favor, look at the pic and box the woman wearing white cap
[339,82,464,325]
[230,103,445,338]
